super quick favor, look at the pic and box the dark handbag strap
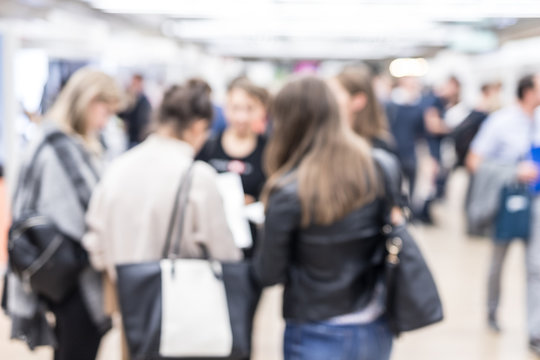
[14,132,62,211]
[372,148,407,221]
[16,131,99,212]
[48,134,99,210]
[374,150,405,334]
[162,163,196,259]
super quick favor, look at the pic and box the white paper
[216,172,253,248]
[245,202,265,225]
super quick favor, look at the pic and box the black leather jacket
[253,150,402,322]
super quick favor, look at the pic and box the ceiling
[3,0,540,60]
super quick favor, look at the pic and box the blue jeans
[284,317,393,360]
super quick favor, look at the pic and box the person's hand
[517,161,540,183]
[390,207,406,226]
[244,194,256,205]
[424,107,450,135]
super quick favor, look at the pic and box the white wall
[427,36,540,108]
[0,26,20,195]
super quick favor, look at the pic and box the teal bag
[494,184,532,243]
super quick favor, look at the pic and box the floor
[1,169,539,359]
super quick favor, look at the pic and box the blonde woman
[5,68,122,360]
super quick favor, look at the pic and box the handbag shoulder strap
[21,131,99,213]
[15,131,66,211]
[47,133,99,210]
[372,148,407,223]
[162,162,196,259]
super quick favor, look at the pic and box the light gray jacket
[5,123,109,349]
[466,160,517,236]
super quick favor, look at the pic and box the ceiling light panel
[84,0,540,19]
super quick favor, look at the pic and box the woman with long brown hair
[254,76,398,360]
[329,66,395,153]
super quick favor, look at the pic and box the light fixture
[389,58,429,78]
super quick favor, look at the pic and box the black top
[196,133,267,200]
[118,93,152,146]
[253,150,403,322]
[450,110,488,167]
[423,93,447,161]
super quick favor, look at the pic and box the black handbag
[9,214,88,303]
[116,163,260,360]
[383,224,444,335]
[374,148,443,336]
[8,131,95,303]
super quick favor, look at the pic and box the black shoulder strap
[17,131,98,212]
[373,149,403,201]
[162,162,196,259]
[14,132,64,211]
[372,149,408,222]
[47,134,98,210]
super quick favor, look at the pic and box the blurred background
[1,1,540,359]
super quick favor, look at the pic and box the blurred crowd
[2,62,540,360]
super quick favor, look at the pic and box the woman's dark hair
[157,78,214,136]
[227,77,270,109]
[518,74,535,100]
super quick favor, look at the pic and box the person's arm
[466,151,483,173]
[424,106,450,135]
[516,161,540,183]
[466,115,539,182]
[253,185,301,287]
[82,181,110,273]
[466,113,501,174]
[467,150,539,183]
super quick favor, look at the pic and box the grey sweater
[6,124,110,349]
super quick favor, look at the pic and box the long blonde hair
[262,76,380,227]
[46,68,122,150]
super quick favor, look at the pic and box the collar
[145,133,195,158]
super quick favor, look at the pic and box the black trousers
[50,289,102,360]
[400,160,417,199]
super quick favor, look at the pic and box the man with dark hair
[467,74,540,356]
[518,75,536,100]
[119,74,152,148]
